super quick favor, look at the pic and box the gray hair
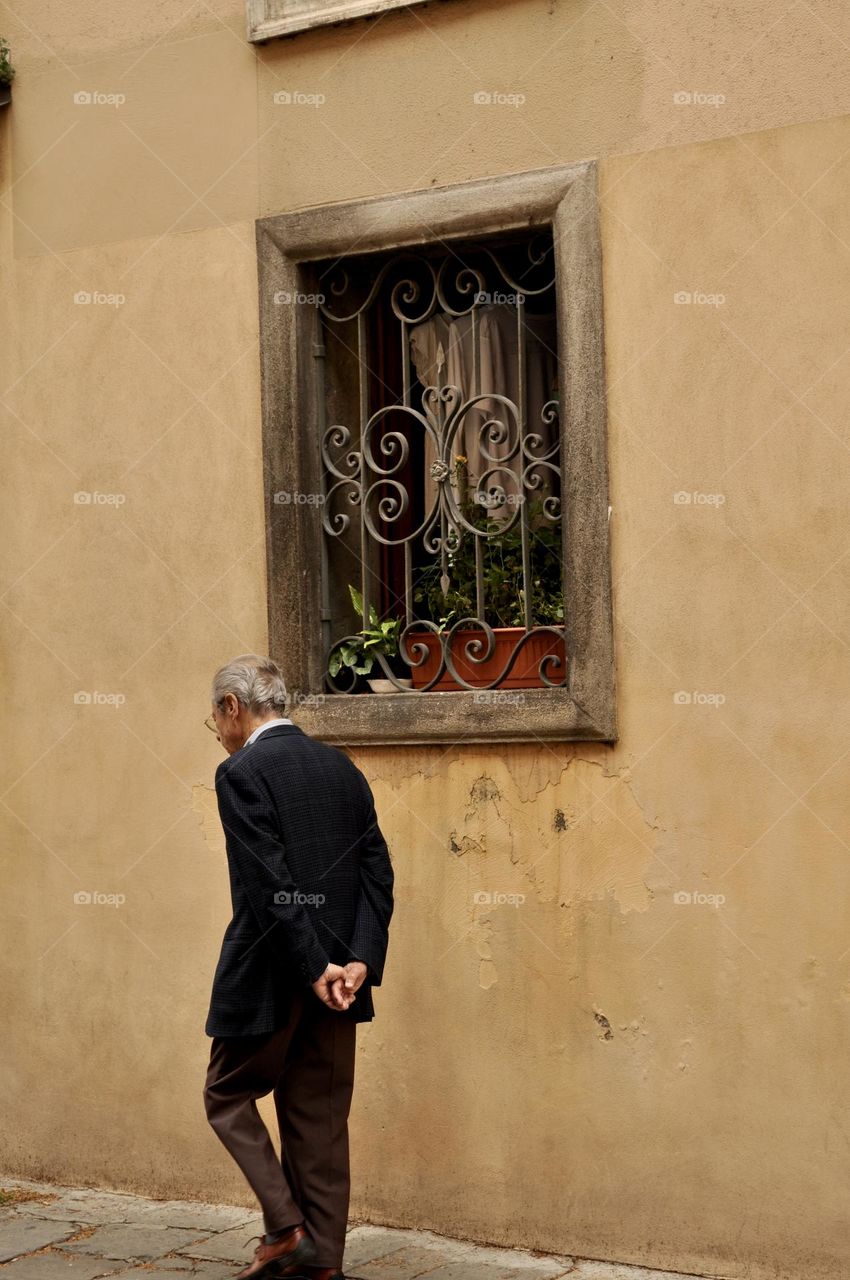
[212,654,287,715]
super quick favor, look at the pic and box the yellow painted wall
[2,3,850,1278]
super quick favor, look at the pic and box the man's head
[209,654,288,755]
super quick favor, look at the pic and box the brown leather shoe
[234,1225,316,1278]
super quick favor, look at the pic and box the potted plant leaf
[0,38,15,107]
[327,585,411,693]
[407,458,566,690]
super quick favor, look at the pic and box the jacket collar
[244,723,305,743]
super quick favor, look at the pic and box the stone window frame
[255,160,617,746]
[246,0,443,42]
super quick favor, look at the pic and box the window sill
[247,0,445,41]
[290,686,615,746]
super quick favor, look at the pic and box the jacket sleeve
[345,770,394,986]
[215,760,330,987]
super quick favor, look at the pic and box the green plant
[413,457,564,630]
[328,584,401,677]
[0,38,15,87]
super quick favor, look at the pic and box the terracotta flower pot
[406,626,566,691]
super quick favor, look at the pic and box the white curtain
[409,303,558,516]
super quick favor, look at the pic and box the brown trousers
[203,993,357,1269]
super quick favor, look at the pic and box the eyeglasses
[204,714,218,735]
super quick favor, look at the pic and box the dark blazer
[205,723,394,1037]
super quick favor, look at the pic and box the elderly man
[202,654,394,1280]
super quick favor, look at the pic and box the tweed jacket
[205,723,394,1037]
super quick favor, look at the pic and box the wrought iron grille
[314,231,567,694]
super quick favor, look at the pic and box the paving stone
[110,1275,203,1280]
[354,1244,449,1278]
[345,1228,571,1278]
[63,1222,211,1261]
[174,1219,263,1263]
[0,1216,80,1262]
[0,1178,61,1196]
[20,1191,156,1224]
[108,1270,236,1280]
[419,1264,572,1280]
[419,1241,572,1276]
[112,1261,236,1278]
[0,1251,124,1278]
[344,1227,431,1268]
[568,1266,721,1280]
[134,1200,256,1233]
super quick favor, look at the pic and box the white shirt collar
[243,717,293,748]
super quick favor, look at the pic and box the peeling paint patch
[594,1010,614,1040]
[553,808,568,832]
[470,775,501,807]
[192,784,222,853]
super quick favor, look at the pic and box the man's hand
[342,961,368,995]
[312,963,355,1012]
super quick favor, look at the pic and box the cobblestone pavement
[0,1179,724,1280]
